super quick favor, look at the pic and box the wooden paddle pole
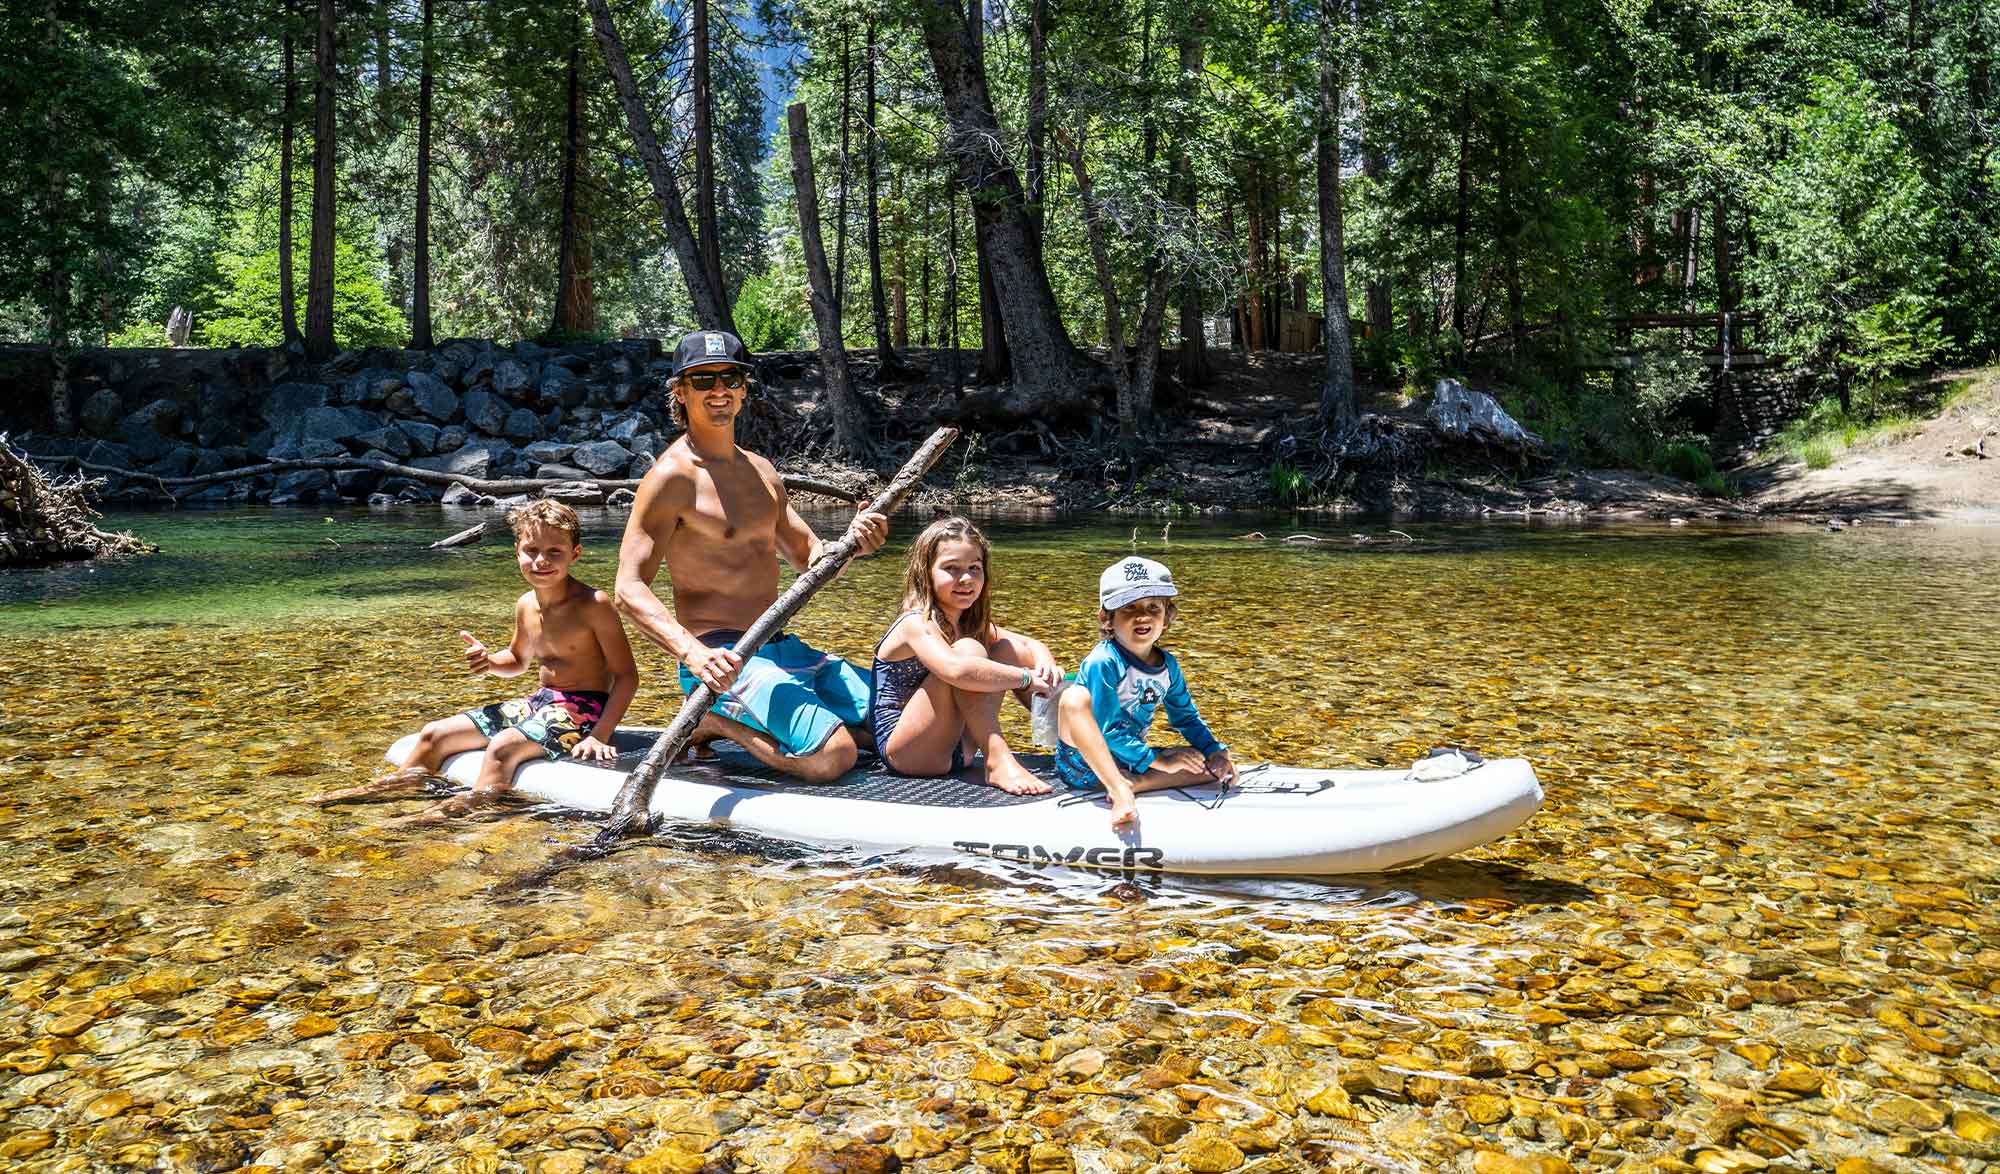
[601,426,960,840]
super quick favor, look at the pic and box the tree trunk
[863,18,898,365]
[1244,182,1266,351]
[786,104,869,457]
[917,0,1095,421]
[1316,3,1356,427]
[280,0,301,345]
[376,0,404,316]
[1173,24,1208,387]
[409,0,434,349]
[691,0,727,309]
[965,0,1011,385]
[919,185,934,347]
[1026,0,1049,240]
[835,23,851,307]
[43,0,72,433]
[553,19,595,335]
[304,0,337,360]
[585,0,733,332]
[890,171,910,349]
[1065,122,1134,449]
[1451,87,1471,355]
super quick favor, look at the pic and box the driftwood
[0,437,154,567]
[22,452,865,506]
[604,426,962,837]
[429,522,488,549]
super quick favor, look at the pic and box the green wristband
[1021,668,1032,690]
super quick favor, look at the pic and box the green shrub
[733,272,807,352]
[1654,439,1717,484]
[1266,458,1309,504]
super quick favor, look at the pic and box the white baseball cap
[1099,557,1179,611]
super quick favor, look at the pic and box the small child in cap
[1054,556,1235,829]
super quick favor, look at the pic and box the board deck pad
[601,729,1061,808]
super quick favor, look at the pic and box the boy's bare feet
[304,766,433,806]
[986,758,1053,796]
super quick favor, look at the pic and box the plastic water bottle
[1031,691,1060,749]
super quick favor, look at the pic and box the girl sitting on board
[870,516,1063,793]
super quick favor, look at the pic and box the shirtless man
[614,329,888,783]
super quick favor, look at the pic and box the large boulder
[270,469,333,503]
[503,408,545,443]
[534,463,590,480]
[436,425,469,453]
[112,400,184,463]
[263,382,330,426]
[571,440,634,477]
[492,359,534,398]
[197,380,246,422]
[294,405,381,450]
[340,367,405,407]
[403,371,458,422]
[537,370,584,408]
[146,445,201,477]
[604,413,649,444]
[396,419,441,456]
[461,350,496,390]
[356,426,413,460]
[80,388,124,437]
[431,446,492,480]
[297,437,349,460]
[543,481,605,507]
[463,389,510,436]
[333,467,383,497]
[1426,379,1543,453]
[522,441,577,466]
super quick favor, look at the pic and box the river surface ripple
[2,509,1996,1173]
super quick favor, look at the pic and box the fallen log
[21,452,865,506]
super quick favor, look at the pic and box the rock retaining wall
[1,340,818,505]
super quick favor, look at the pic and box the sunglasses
[685,371,747,390]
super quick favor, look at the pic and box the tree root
[0,435,156,567]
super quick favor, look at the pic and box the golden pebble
[1952,1108,2000,1143]
[292,1013,338,1040]
[1471,1149,1573,1174]
[1180,1135,1246,1173]
[84,1089,136,1120]
[0,1129,55,1158]
[1465,1094,1513,1125]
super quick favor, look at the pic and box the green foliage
[1266,459,1309,505]
[1744,69,1951,382]
[107,320,169,347]
[201,238,405,349]
[1765,376,1973,468]
[732,271,808,352]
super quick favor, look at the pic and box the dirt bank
[1728,368,2000,524]
[912,357,2000,525]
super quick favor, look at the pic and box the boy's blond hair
[509,498,581,544]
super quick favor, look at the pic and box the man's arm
[614,460,743,692]
[771,464,888,573]
[464,596,531,677]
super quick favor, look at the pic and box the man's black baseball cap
[671,329,754,378]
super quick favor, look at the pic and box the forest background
[2,0,1995,483]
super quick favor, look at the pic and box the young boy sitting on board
[1055,557,1236,830]
[309,499,637,822]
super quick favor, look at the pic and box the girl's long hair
[901,515,992,642]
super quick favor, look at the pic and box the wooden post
[602,427,960,839]
[787,102,869,457]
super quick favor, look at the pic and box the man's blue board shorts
[678,630,871,758]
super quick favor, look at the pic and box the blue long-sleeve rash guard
[1070,638,1223,772]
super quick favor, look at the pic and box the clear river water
[1,507,1996,1174]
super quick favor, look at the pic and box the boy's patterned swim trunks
[464,687,610,760]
